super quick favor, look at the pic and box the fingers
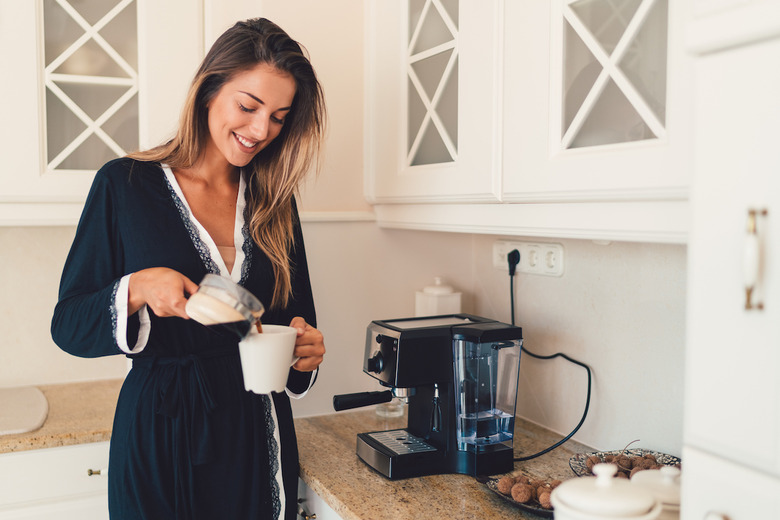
[129,268,196,319]
[289,317,325,372]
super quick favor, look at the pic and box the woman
[51,18,326,519]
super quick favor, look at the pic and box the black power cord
[506,249,593,462]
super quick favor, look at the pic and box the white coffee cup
[238,325,299,394]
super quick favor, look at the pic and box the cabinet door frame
[501,0,693,203]
[364,0,504,204]
[0,0,203,226]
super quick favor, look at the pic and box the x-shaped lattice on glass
[561,0,667,150]
[407,0,459,167]
[43,0,138,171]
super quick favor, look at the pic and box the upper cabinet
[0,0,202,225]
[503,0,692,201]
[364,0,503,203]
[366,0,693,243]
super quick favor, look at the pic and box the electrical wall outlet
[492,240,565,277]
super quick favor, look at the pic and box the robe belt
[133,350,237,465]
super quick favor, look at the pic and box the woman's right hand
[127,267,199,318]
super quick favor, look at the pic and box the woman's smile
[234,132,259,152]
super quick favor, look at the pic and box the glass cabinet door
[560,0,668,150]
[366,0,502,202]
[407,0,458,167]
[43,0,139,173]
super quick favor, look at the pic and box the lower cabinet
[297,478,343,520]
[0,442,109,520]
[681,447,780,519]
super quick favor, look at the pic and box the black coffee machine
[333,314,523,479]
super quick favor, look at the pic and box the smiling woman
[51,17,327,520]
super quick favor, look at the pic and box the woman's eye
[238,103,254,113]
[271,116,285,125]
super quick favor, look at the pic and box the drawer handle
[744,208,767,311]
[297,499,317,520]
[87,468,107,476]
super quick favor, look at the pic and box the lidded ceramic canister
[551,463,662,520]
[414,277,461,316]
[630,466,681,520]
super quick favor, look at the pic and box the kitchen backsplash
[0,224,685,457]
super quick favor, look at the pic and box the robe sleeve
[285,197,319,398]
[51,162,151,358]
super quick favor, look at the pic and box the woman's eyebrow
[239,90,292,111]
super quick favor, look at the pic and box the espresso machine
[332,314,523,479]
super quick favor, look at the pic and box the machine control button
[367,351,384,373]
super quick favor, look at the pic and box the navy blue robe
[51,158,317,519]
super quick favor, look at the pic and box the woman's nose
[249,115,269,141]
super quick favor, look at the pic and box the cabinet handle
[297,499,317,520]
[87,468,107,476]
[744,208,767,311]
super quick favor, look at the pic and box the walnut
[510,483,533,504]
[538,491,553,510]
[497,476,516,495]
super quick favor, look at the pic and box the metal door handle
[297,499,317,520]
[744,208,767,311]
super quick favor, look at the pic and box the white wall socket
[492,240,565,277]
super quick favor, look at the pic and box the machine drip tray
[357,429,443,479]
[366,430,437,456]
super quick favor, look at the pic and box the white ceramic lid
[553,463,657,517]
[422,277,455,295]
[631,466,681,507]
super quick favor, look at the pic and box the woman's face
[205,62,297,168]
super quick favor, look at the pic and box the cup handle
[291,356,300,367]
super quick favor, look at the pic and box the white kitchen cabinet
[297,478,343,520]
[682,447,780,519]
[0,0,202,226]
[366,0,691,244]
[502,0,693,203]
[364,0,503,204]
[683,3,780,517]
[0,442,110,519]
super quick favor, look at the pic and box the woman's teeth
[235,133,258,149]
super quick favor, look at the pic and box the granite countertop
[0,379,123,454]
[1,380,593,519]
[295,409,593,520]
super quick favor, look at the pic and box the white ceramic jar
[630,466,681,520]
[551,463,662,520]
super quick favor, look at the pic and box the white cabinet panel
[297,478,343,520]
[682,447,780,520]
[684,35,780,475]
[0,442,110,519]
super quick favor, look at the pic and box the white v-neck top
[162,166,247,281]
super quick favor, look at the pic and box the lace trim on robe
[162,173,220,275]
[110,279,120,349]
[263,395,282,517]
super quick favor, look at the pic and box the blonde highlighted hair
[130,18,326,309]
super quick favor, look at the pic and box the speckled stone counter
[295,409,593,520]
[0,379,123,454]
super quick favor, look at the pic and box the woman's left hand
[289,317,325,372]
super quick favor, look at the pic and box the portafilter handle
[332,390,393,411]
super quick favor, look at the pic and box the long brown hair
[130,18,326,309]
